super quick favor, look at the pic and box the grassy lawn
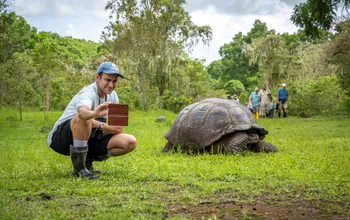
[0,108,349,219]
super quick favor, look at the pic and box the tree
[31,33,64,119]
[0,52,39,120]
[0,12,34,63]
[103,0,212,109]
[206,60,224,80]
[223,80,245,95]
[327,19,350,96]
[0,0,10,11]
[291,0,350,39]
[218,20,274,90]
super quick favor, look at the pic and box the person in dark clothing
[277,83,289,118]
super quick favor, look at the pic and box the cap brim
[104,71,125,78]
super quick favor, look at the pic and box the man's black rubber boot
[70,145,99,179]
[278,112,281,118]
[86,155,110,174]
[283,112,287,118]
[86,159,101,174]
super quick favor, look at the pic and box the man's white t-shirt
[47,82,119,146]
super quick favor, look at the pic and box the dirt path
[167,200,349,219]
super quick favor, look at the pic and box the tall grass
[0,108,349,219]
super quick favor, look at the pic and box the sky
[11,0,305,65]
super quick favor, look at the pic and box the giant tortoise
[162,98,278,154]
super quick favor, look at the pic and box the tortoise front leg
[162,141,174,152]
[249,140,278,153]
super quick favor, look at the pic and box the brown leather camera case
[108,104,129,126]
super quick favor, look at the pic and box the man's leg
[260,103,268,118]
[70,114,98,179]
[283,108,287,117]
[107,133,137,156]
[278,103,282,118]
[86,133,137,172]
[283,103,288,118]
[259,107,264,118]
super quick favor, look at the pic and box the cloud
[13,0,301,64]
[185,0,307,16]
[15,0,48,15]
[15,0,73,16]
[186,0,280,15]
[14,0,109,19]
[280,0,305,7]
[188,1,299,64]
[65,24,81,39]
[84,0,110,21]
[57,4,74,15]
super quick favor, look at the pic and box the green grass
[0,108,349,219]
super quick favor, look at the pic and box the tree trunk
[19,100,23,121]
[138,68,147,110]
[44,83,50,120]
[158,87,164,97]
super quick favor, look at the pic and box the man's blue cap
[96,62,125,78]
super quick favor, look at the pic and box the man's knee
[70,114,93,139]
[108,134,137,152]
[127,135,137,152]
[71,114,93,127]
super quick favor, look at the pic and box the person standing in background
[268,94,275,118]
[249,87,260,119]
[277,83,289,118]
[258,84,271,118]
[232,95,240,104]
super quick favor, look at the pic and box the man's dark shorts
[50,119,113,160]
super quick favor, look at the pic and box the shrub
[160,90,193,113]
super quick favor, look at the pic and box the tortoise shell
[164,98,267,150]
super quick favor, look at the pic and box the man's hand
[93,102,112,117]
[77,102,112,120]
[92,119,101,128]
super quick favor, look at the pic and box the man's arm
[249,93,253,102]
[77,102,112,120]
[98,122,123,134]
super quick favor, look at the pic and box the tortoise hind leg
[249,140,278,153]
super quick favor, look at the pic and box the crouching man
[47,62,137,179]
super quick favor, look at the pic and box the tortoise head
[249,124,268,140]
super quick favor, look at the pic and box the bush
[288,76,346,116]
[160,90,193,113]
[223,80,245,95]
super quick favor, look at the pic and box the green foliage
[291,0,350,39]
[0,52,40,119]
[217,20,273,90]
[0,12,34,63]
[244,28,349,116]
[159,90,193,113]
[0,109,350,219]
[238,91,250,106]
[288,76,346,116]
[0,11,101,113]
[327,19,350,96]
[104,0,212,110]
[206,60,224,80]
[223,79,245,95]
